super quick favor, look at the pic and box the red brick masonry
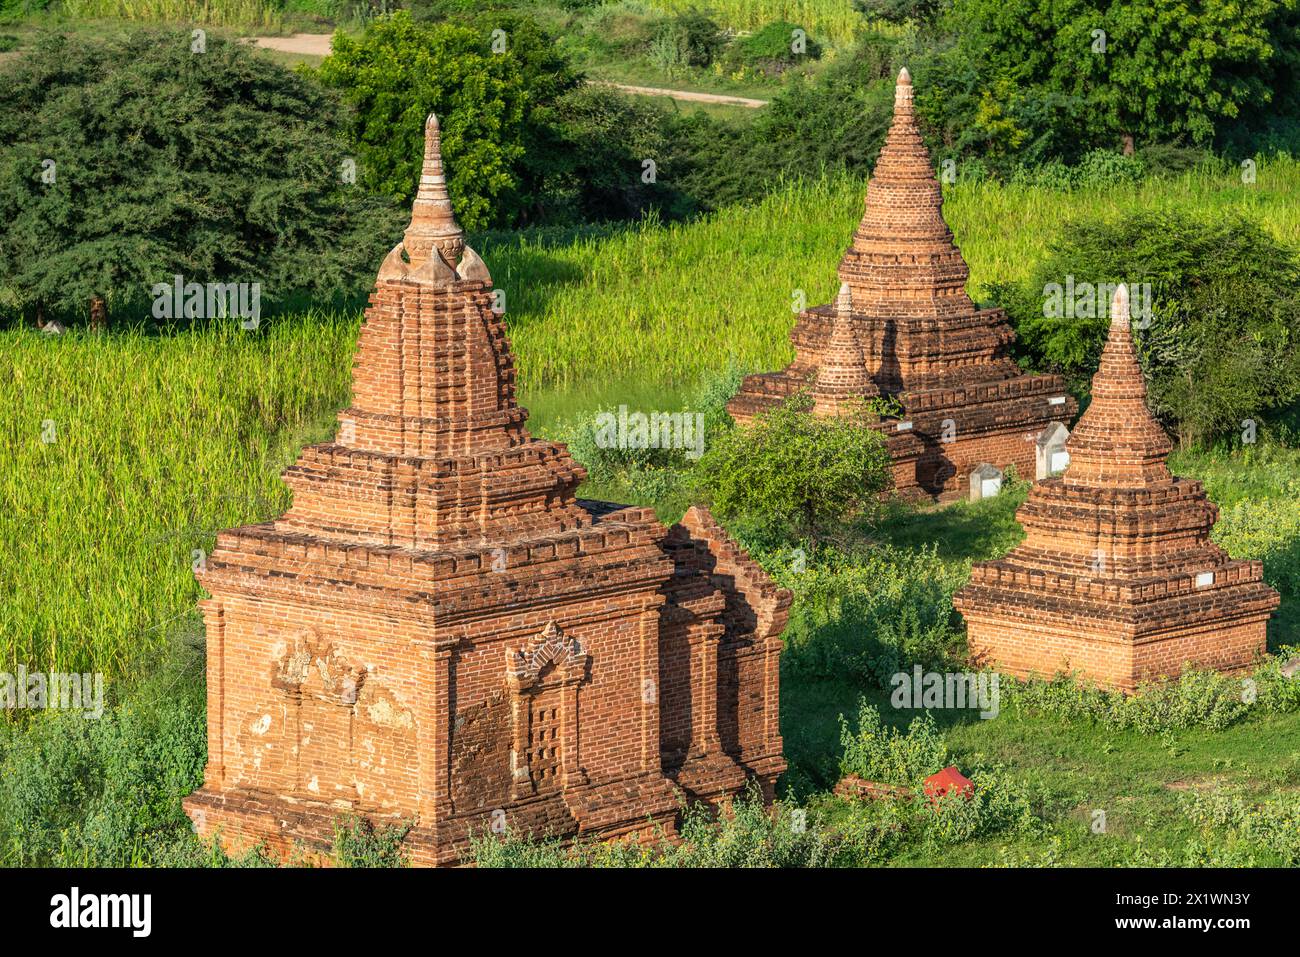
[954,286,1279,691]
[183,115,791,866]
[728,68,1077,499]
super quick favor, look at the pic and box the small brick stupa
[184,115,790,866]
[728,68,1077,498]
[954,286,1279,691]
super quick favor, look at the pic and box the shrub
[0,30,402,326]
[534,85,700,224]
[574,0,659,56]
[852,0,940,24]
[0,0,48,17]
[838,700,949,786]
[471,787,892,867]
[0,642,207,866]
[697,393,893,539]
[920,765,1041,846]
[1000,657,1300,733]
[1009,149,1146,190]
[1178,790,1300,865]
[766,541,966,684]
[653,7,724,70]
[332,814,413,867]
[727,20,822,75]
[550,364,741,516]
[993,208,1300,447]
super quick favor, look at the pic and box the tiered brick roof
[955,286,1279,690]
[277,115,592,548]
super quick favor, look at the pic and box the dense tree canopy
[0,30,401,325]
[921,0,1300,157]
[995,209,1300,447]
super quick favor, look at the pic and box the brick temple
[954,286,1279,691]
[728,68,1077,499]
[184,115,790,866]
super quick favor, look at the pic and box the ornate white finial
[836,282,852,316]
[1110,283,1130,329]
[895,66,914,108]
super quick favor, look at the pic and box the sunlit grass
[3,314,354,678]
[642,0,895,47]
[58,0,283,30]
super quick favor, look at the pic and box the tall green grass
[643,0,878,47]
[2,314,354,679]
[58,0,283,30]
[489,158,1300,405]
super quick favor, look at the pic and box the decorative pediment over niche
[271,631,366,705]
[506,621,590,689]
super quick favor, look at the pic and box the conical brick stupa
[954,285,1279,691]
[728,68,1078,498]
[183,115,791,865]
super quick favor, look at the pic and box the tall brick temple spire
[185,113,790,865]
[729,68,1078,498]
[1059,284,1172,489]
[955,286,1278,691]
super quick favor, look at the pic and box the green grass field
[6,162,1300,865]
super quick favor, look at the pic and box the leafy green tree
[539,85,701,223]
[936,0,1298,152]
[698,393,894,539]
[0,30,401,326]
[318,11,538,229]
[459,10,585,225]
[852,0,941,25]
[994,209,1300,447]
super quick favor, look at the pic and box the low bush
[650,7,724,71]
[767,541,967,684]
[697,393,893,540]
[471,786,901,867]
[332,814,413,867]
[1178,789,1300,865]
[1000,655,1300,733]
[920,765,1041,847]
[0,636,208,866]
[838,701,949,786]
[726,20,821,76]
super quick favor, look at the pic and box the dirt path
[247,34,769,107]
[600,83,767,108]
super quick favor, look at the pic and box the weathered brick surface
[728,69,1076,499]
[184,115,791,865]
[954,286,1279,691]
